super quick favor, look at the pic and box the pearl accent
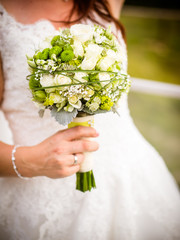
[11,145,29,180]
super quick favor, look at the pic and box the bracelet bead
[11,145,29,180]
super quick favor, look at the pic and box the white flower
[68,95,79,105]
[106,49,117,59]
[74,72,87,82]
[85,44,103,59]
[70,24,94,42]
[80,57,97,70]
[98,73,110,87]
[73,40,84,57]
[89,102,99,112]
[94,32,106,44]
[98,49,117,71]
[54,75,72,90]
[40,74,54,87]
[70,99,82,109]
[81,44,103,70]
[83,88,94,100]
[64,104,74,112]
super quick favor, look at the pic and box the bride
[0,0,180,239]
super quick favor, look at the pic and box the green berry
[33,90,46,102]
[60,50,74,62]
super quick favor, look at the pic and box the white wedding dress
[0,4,180,240]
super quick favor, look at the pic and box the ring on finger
[73,154,78,165]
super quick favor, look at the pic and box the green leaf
[51,106,78,125]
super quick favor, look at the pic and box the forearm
[0,141,36,177]
[0,141,17,176]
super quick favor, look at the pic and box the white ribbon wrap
[68,115,94,173]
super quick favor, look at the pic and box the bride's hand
[16,126,99,178]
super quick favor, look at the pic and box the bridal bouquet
[26,24,131,192]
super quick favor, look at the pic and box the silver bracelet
[11,145,29,180]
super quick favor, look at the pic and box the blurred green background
[120,4,180,185]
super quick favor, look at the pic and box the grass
[128,91,180,185]
[120,15,180,85]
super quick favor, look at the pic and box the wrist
[15,145,40,178]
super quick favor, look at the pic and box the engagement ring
[73,154,78,165]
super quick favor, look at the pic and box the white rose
[94,32,106,44]
[80,44,103,70]
[106,49,117,59]
[89,102,99,112]
[83,88,94,100]
[54,75,72,90]
[98,50,117,71]
[40,74,54,87]
[80,57,97,70]
[40,74,55,93]
[85,44,103,59]
[73,40,84,58]
[98,73,110,87]
[68,95,79,105]
[74,72,87,82]
[70,100,82,109]
[70,24,94,42]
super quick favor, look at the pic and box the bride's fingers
[67,139,99,154]
[63,164,81,177]
[70,153,84,166]
[59,126,99,141]
[61,153,84,166]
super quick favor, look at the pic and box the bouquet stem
[76,170,96,192]
[68,113,96,192]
